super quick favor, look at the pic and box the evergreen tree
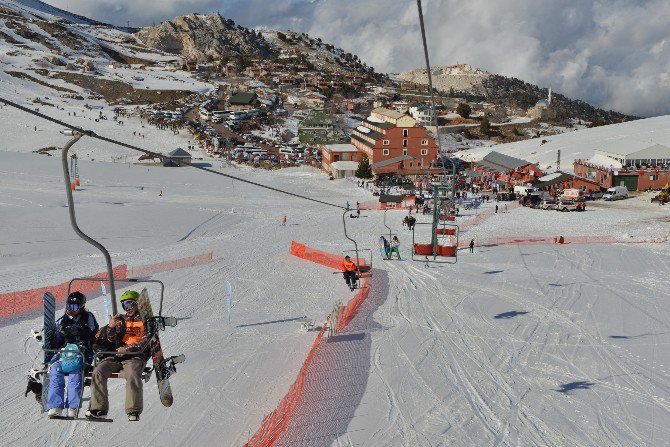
[479,118,491,135]
[356,153,373,179]
[456,103,471,118]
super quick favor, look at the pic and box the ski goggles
[122,300,138,311]
[66,303,81,311]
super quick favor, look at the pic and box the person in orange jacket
[340,255,358,291]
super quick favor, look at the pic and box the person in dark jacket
[46,291,99,418]
[86,290,150,422]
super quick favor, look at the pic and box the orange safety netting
[245,317,329,447]
[246,242,374,447]
[290,241,365,270]
[336,275,370,332]
[127,251,214,277]
[0,251,217,320]
[0,265,128,319]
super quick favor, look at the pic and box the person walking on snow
[340,256,358,291]
[389,236,401,260]
[46,292,99,418]
[469,239,475,253]
[281,215,287,226]
[86,290,149,422]
[379,236,390,259]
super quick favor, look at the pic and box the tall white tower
[548,88,552,105]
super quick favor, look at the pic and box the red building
[573,159,670,191]
[472,151,543,185]
[350,108,441,177]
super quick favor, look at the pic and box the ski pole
[101,282,110,324]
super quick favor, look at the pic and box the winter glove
[62,326,79,337]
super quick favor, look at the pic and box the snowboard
[136,288,174,407]
[41,292,56,413]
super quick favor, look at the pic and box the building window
[403,129,408,137]
[403,140,408,147]
[421,139,428,145]
[421,149,428,155]
[651,174,659,181]
[383,149,390,156]
[383,140,390,145]
[409,161,413,167]
[403,149,408,156]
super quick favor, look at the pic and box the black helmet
[67,291,86,307]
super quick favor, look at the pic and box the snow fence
[0,251,214,319]
[0,265,128,319]
[459,235,668,248]
[245,242,371,447]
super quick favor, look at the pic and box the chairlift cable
[416,0,457,201]
[0,97,345,210]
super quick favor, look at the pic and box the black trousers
[343,271,357,287]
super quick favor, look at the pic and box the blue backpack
[60,343,83,374]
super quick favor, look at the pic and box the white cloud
[41,0,670,117]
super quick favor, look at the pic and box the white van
[603,186,628,201]
[514,185,534,196]
[199,109,212,120]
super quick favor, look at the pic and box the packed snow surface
[0,80,669,446]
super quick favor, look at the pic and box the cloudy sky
[42,0,670,117]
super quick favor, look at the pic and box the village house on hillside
[349,107,441,178]
[298,109,348,145]
[228,91,260,111]
[319,143,361,179]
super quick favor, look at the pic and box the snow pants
[47,360,82,410]
[89,356,146,414]
[343,270,357,288]
[389,247,401,259]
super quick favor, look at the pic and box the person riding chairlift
[340,255,358,291]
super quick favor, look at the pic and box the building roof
[372,107,405,120]
[229,92,258,105]
[363,118,394,130]
[588,153,623,169]
[483,151,531,170]
[330,161,359,171]
[371,154,414,170]
[299,109,333,127]
[167,148,192,158]
[351,134,374,148]
[627,144,670,159]
[474,159,507,173]
[321,144,359,153]
[532,171,573,188]
[463,169,484,178]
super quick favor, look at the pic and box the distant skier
[345,201,350,210]
[389,236,401,260]
[495,205,499,213]
[46,292,99,418]
[469,239,475,253]
[407,216,416,231]
[340,255,358,291]
[86,290,149,422]
[281,215,287,226]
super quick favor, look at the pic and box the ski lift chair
[411,222,459,264]
[342,209,373,287]
[379,209,399,260]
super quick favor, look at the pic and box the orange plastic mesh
[246,242,374,447]
[0,264,128,319]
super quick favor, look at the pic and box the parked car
[603,186,628,201]
[557,200,578,212]
[540,199,558,210]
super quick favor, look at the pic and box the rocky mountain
[397,64,636,124]
[396,64,490,96]
[134,13,276,63]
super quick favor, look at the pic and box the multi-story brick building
[350,108,441,177]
